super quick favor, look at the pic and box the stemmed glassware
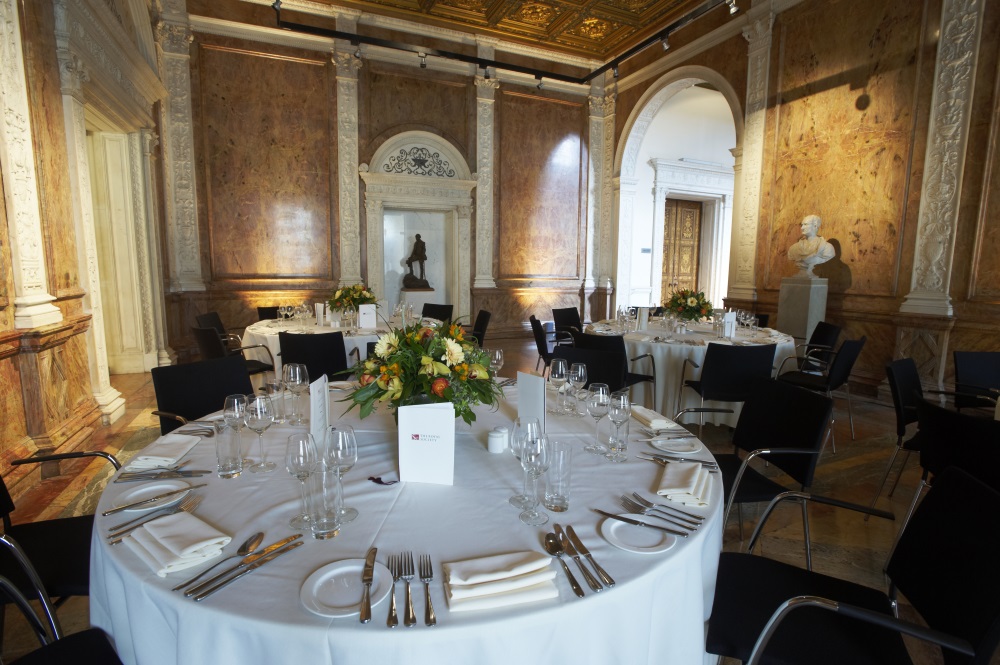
[519,434,551,526]
[489,349,504,377]
[607,391,631,463]
[285,432,317,529]
[585,383,610,455]
[566,363,588,415]
[548,358,568,414]
[327,425,359,524]
[282,363,310,425]
[245,394,276,473]
[508,417,540,509]
[223,394,248,462]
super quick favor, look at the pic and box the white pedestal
[777,276,828,340]
[400,289,436,317]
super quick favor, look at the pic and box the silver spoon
[171,531,264,591]
[543,533,584,598]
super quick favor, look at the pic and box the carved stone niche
[892,312,956,392]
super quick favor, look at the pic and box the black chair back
[151,355,253,434]
[470,309,491,346]
[195,312,228,338]
[953,350,1000,410]
[801,320,841,371]
[697,343,776,403]
[825,336,866,390]
[421,303,453,322]
[529,316,553,368]
[754,313,769,328]
[733,379,832,489]
[915,399,1000,491]
[571,331,626,355]
[191,325,229,360]
[552,307,583,334]
[257,306,279,320]
[551,346,626,392]
[278,331,349,382]
[886,357,923,438]
[886,467,1000,659]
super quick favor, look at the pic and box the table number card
[517,372,546,432]
[358,304,377,329]
[309,375,329,444]
[724,311,737,339]
[314,303,326,325]
[398,403,456,485]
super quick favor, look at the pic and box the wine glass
[245,394,276,473]
[326,425,359,523]
[508,417,540,509]
[519,433,551,526]
[489,348,504,377]
[223,394,248,462]
[585,383,610,455]
[285,432,317,529]
[607,391,631,463]
[566,362,587,415]
[282,363,310,425]
[549,358,568,414]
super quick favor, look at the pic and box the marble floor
[1,336,973,663]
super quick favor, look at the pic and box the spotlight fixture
[726,0,738,14]
[612,66,619,78]
[353,43,361,58]
[661,36,670,51]
[419,52,426,68]
[483,66,491,80]
[536,76,543,90]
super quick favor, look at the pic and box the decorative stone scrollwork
[156,22,193,54]
[383,147,456,178]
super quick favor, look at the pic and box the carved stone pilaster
[474,75,499,289]
[893,312,956,391]
[156,17,203,292]
[729,13,774,302]
[140,129,176,366]
[335,51,364,287]
[456,205,472,316]
[57,52,89,101]
[589,91,615,303]
[363,197,384,300]
[0,0,63,328]
[901,0,985,316]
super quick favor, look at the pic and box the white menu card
[314,302,326,325]
[309,374,329,444]
[724,311,737,339]
[358,304,377,329]
[517,372,546,432]
[398,402,455,485]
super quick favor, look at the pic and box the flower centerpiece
[328,283,377,312]
[665,288,713,322]
[345,321,503,425]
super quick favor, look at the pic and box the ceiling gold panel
[303,0,710,59]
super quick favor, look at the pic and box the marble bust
[787,214,836,277]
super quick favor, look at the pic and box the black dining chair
[467,309,491,347]
[530,315,569,372]
[278,331,350,382]
[570,331,655,390]
[421,303,453,322]
[706,466,1000,665]
[787,320,841,373]
[952,350,1000,411]
[551,345,627,392]
[256,306,279,321]
[190,325,274,378]
[552,307,584,336]
[194,311,242,351]
[151,355,254,434]
[867,358,926,514]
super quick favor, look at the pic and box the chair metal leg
[845,383,856,440]
[737,503,744,542]
[866,437,903,521]
[884,476,928,572]
[801,498,812,572]
[886,449,913,498]
[826,390,836,453]
[699,396,705,440]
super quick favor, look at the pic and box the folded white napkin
[656,462,712,506]
[124,511,231,577]
[126,433,200,470]
[632,406,675,431]
[443,551,557,612]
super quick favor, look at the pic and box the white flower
[440,338,465,366]
[687,296,698,307]
[374,331,399,359]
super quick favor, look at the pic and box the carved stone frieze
[475,88,497,288]
[156,21,193,54]
[474,75,499,92]
[57,52,90,98]
[337,64,363,286]
[383,147,456,177]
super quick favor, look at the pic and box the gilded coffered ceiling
[303,0,714,60]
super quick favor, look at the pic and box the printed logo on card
[410,433,440,443]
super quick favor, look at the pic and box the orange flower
[360,374,375,386]
[431,377,449,397]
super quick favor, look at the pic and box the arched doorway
[614,66,743,311]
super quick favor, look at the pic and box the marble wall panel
[362,64,472,162]
[0,338,27,459]
[472,287,588,338]
[1,164,11,322]
[197,43,332,281]
[497,91,586,281]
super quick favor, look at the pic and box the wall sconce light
[726,0,738,14]
[419,53,427,68]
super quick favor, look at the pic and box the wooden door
[662,199,702,296]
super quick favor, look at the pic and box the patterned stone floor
[2,337,972,663]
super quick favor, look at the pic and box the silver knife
[101,483,207,516]
[193,541,303,601]
[591,509,689,537]
[115,471,211,482]
[184,535,303,597]
[553,524,601,592]
[565,525,615,588]
[360,546,377,624]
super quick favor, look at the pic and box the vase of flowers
[665,288,713,322]
[328,284,377,312]
[344,321,503,425]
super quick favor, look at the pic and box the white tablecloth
[90,389,723,665]
[243,319,383,375]
[588,322,796,427]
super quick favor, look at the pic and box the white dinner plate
[649,438,703,454]
[301,559,392,618]
[112,480,190,512]
[599,514,677,554]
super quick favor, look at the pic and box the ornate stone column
[473,74,499,289]
[156,2,204,292]
[362,192,384,299]
[590,91,616,320]
[728,12,774,302]
[900,0,985,317]
[57,46,125,423]
[335,50,363,287]
[139,129,176,367]
[0,0,63,328]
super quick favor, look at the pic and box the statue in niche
[788,215,836,278]
[402,234,431,289]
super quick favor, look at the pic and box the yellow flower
[374,332,399,359]
[441,338,464,366]
[687,296,698,307]
[419,355,435,376]
[334,289,342,299]
[378,376,403,401]
[467,363,489,380]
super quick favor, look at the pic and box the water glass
[245,394,276,473]
[585,384,610,455]
[263,372,286,423]
[308,456,340,540]
[285,432,317,529]
[607,391,631,463]
[567,363,587,415]
[283,363,310,425]
[215,422,242,479]
[489,349,504,377]
[549,358,568,413]
[508,417,540,509]
[519,434,551,526]
[223,394,248,460]
[543,440,571,512]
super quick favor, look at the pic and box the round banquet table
[242,319,384,375]
[90,388,723,665]
[587,321,796,428]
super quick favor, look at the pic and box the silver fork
[419,554,436,626]
[401,551,416,627]
[619,496,698,531]
[630,492,705,523]
[386,555,399,628]
[107,495,203,543]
